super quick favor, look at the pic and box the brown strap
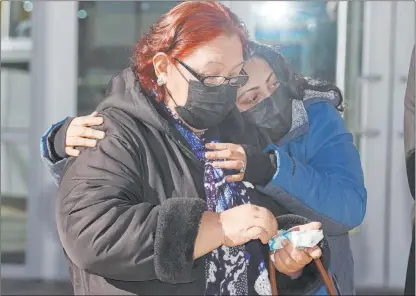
[268,253,337,296]
[269,251,278,295]
[314,258,337,296]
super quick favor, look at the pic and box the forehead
[183,34,244,69]
[239,56,274,90]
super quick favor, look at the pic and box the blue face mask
[241,85,293,142]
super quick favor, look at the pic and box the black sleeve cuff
[274,214,331,295]
[52,117,75,160]
[242,144,277,186]
[46,117,73,163]
[154,198,207,284]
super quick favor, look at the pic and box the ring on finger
[239,160,246,173]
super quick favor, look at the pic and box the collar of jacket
[278,89,341,146]
[96,67,172,134]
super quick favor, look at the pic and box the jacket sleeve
[40,118,70,186]
[258,102,367,236]
[56,114,207,283]
[404,45,415,199]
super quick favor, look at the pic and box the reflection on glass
[1,68,31,129]
[9,1,32,37]
[254,1,337,83]
[1,143,29,264]
[77,1,180,115]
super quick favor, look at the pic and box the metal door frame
[335,1,348,94]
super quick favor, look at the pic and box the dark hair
[247,41,345,112]
[131,1,248,103]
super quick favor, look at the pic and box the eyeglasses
[174,58,249,87]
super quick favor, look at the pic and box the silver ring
[239,160,246,174]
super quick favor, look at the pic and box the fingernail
[282,240,288,246]
[205,152,212,159]
[98,132,105,139]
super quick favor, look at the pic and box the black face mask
[241,85,292,142]
[175,81,238,130]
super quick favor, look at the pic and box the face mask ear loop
[166,87,179,107]
[172,59,196,88]
[166,60,195,108]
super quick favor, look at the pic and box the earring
[157,76,165,86]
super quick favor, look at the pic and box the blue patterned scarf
[166,107,272,295]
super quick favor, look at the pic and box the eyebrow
[205,61,244,74]
[230,61,245,72]
[206,61,225,67]
[238,86,259,100]
[237,71,274,100]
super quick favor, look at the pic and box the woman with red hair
[41,2,329,295]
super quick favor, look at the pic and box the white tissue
[269,229,324,251]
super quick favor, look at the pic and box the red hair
[131,1,248,102]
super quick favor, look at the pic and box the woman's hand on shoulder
[65,111,106,156]
[273,222,322,277]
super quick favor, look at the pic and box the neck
[166,98,207,135]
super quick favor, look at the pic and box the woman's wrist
[242,145,277,185]
[53,117,75,160]
[193,211,223,259]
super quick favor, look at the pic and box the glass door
[77,1,180,115]
[1,0,33,274]
[253,1,338,82]
[2,1,79,280]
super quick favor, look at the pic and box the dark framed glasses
[174,58,248,87]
